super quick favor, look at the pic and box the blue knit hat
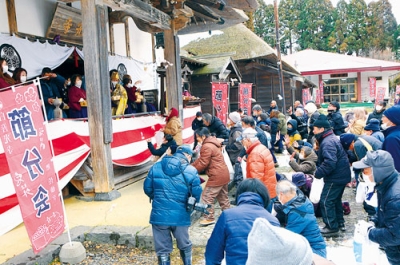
[364,118,380,132]
[383,105,400,125]
[340,133,356,150]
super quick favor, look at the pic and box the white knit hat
[229,111,241,124]
[246,218,313,265]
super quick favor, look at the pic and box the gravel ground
[50,153,368,264]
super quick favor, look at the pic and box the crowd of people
[143,98,400,265]
[0,61,155,120]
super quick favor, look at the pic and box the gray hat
[353,150,396,183]
[252,104,262,111]
[246,218,313,265]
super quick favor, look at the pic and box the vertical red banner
[396,85,400,95]
[375,87,386,105]
[239,83,252,115]
[0,85,64,254]
[211,82,228,125]
[319,81,324,103]
[302,88,310,105]
[369,77,376,98]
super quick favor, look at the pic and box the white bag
[222,148,234,180]
[241,159,247,179]
[154,131,164,147]
[309,177,324,204]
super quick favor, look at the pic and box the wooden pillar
[164,21,183,118]
[357,72,362,102]
[108,7,115,55]
[124,18,130,57]
[6,0,18,35]
[81,0,120,201]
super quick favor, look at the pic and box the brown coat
[246,141,277,198]
[164,116,183,145]
[192,137,230,187]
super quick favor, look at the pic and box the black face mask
[327,109,334,114]
[287,128,294,134]
[314,131,324,141]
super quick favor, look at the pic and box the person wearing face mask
[39,67,68,120]
[0,58,16,89]
[353,150,400,265]
[239,127,277,212]
[313,114,351,236]
[191,111,204,151]
[12,67,28,85]
[381,105,400,172]
[326,101,346,135]
[367,101,386,125]
[68,74,87,118]
[274,180,327,258]
[123,74,136,114]
[110,72,128,116]
[287,145,318,175]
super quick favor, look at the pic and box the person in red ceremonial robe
[68,74,88,118]
[0,58,16,89]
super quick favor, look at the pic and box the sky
[263,0,400,23]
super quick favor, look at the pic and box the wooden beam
[164,21,183,119]
[124,18,131,57]
[81,0,117,198]
[108,8,115,55]
[6,0,18,35]
[103,0,171,30]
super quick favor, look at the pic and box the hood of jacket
[161,152,188,176]
[237,192,266,208]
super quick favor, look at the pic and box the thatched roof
[182,23,275,60]
[181,23,300,75]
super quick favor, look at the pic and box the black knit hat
[313,114,330,129]
[329,101,340,110]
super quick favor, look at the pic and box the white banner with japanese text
[0,85,64,254]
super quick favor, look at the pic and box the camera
[186,197,211,214]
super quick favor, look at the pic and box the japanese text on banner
[369,77,376,98]
[211,82,228,125]
[375,87,385,105]
[0,85,64,254]
[239,83,252,115]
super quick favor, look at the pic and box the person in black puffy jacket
[143,145,202,265]
[327,101,346,136]
[313,114,351,236]
[202,113,229,140]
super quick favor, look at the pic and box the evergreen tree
[253,1,276,47]
[346,0,368,56]
[328,0,349,54]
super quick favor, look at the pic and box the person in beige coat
[346,107,366,135]
[162,107,183,145]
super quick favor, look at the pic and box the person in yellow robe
[111,72,127,116]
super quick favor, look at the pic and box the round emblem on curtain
[0,44,22,73]
[117,63,127,82]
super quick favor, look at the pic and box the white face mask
[299,154,305,160]
[75,80,82,88]
[112,81,118,86]
[362,173,375,185]
[381,123,391,130]
[376,106,382,111]
[20,76,27,83]
[197,117,202,121]
[127,83,133,88]
[2,65,8,73]
[67,81,71,86]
